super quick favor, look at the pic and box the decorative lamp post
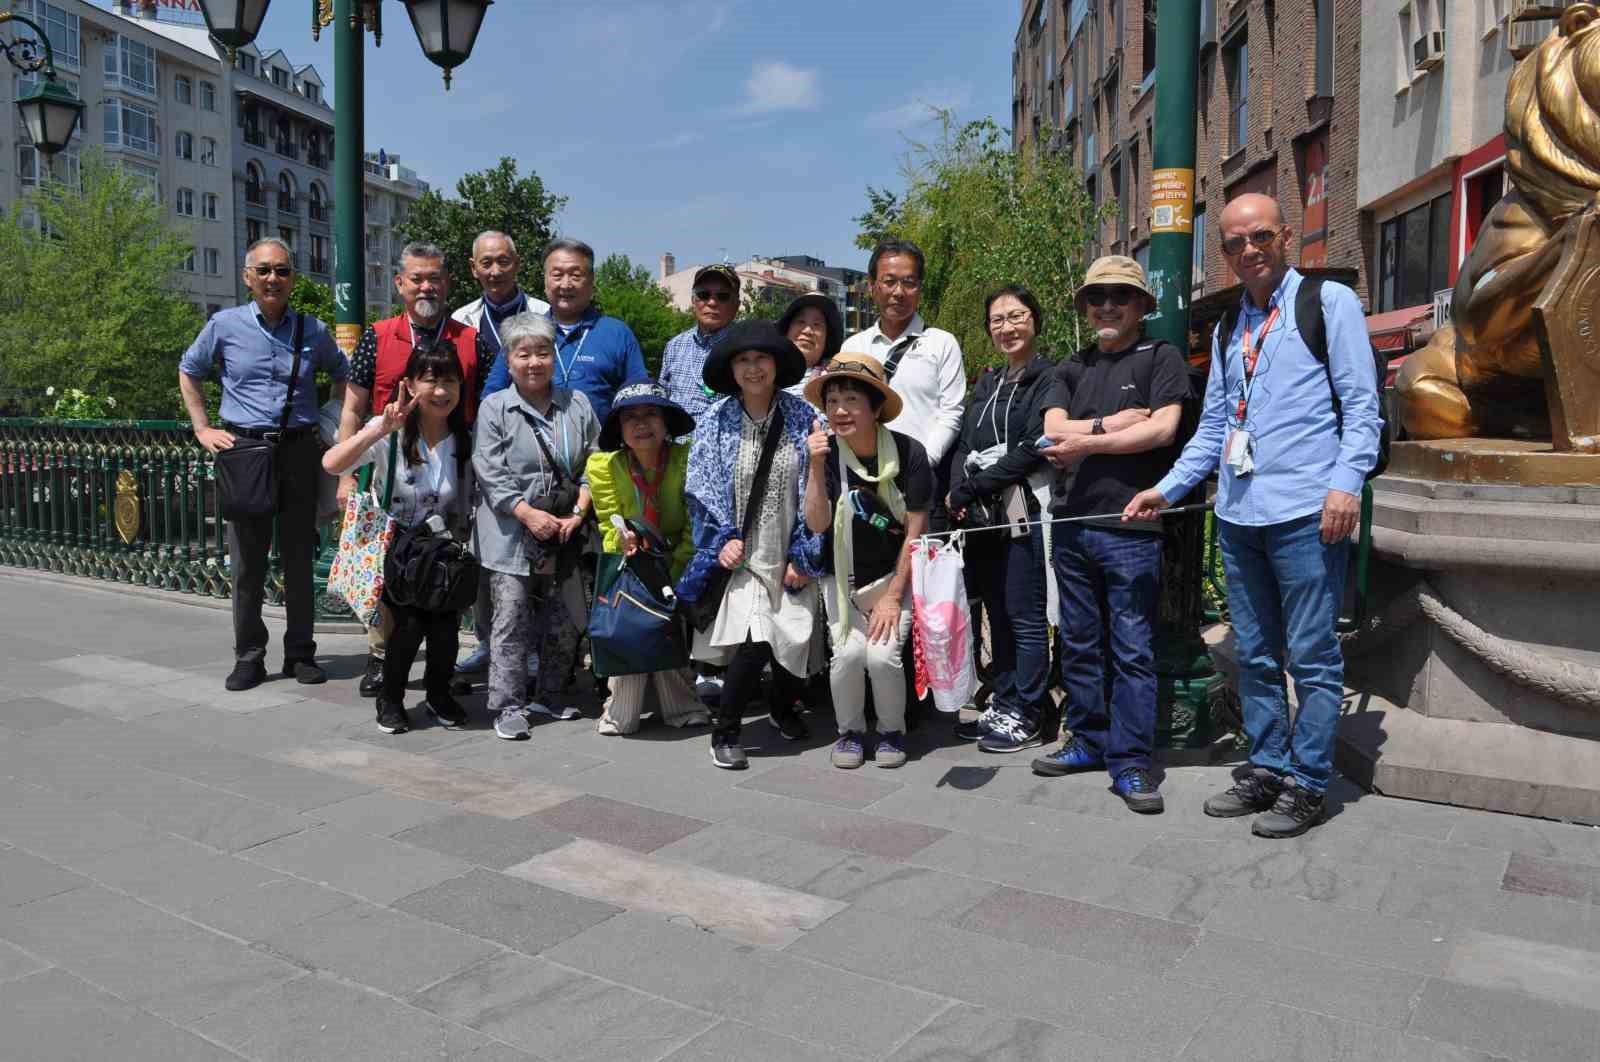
[401,0,493,89]
[193,0,270,64]
[0,11,86,157]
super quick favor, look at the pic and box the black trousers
[381,594,460,704]
[714,637,807,744]
[226,431,320,666]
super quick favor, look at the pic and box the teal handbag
[587,529,689,678]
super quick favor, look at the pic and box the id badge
[1225,429,1254,476]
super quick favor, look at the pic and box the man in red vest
[337,241,493,696]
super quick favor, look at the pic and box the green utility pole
[332,0,366,358]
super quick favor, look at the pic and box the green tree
[592,253,694,377]
[395,157,567,312]
[0,151,203,418]
[852,114,1109,374]
[288,273,336,329]
[739,284,799,322]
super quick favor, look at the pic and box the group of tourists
[177,190,1380,839]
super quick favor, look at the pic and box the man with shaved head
[1124,192,1380,838]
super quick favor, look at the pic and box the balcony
[307,151,327,170]
[274,139,298,161]
[308,202,329,223]
[277,195,298,214]
[243,127,266,148]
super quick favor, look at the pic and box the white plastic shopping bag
[911,534,977,714]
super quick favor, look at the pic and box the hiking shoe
[375,699,409,735]
[454,644,490,674]
[875,730,907,769]
[358,655,384,698]
[954,706,1003,742]
[1031,738,1104,776]
[224,659,266,692]
[978,715,1042,754]
[1112,767,1165,814]
[423,694,467,729]
[831,731,866,769]
[527,701,581,721]
[1204,767,1285,818]
[709,741,748,770]
[283,659,326,685]
[494,708,532,741]
[1252,782,1326,838]
[770,704,810,741]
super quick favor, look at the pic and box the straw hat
[801,351,904,422]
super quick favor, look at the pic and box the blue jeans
[1052,524,1162,776]
[1216,514,1350,794]
[971,523,1050,728]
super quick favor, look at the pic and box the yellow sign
[1150,168,1195,234]
[335,323,363,358]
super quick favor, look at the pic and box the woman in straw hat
[802,353,933,769]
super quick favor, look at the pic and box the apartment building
[659,253,872,332]
[361,151,430,318]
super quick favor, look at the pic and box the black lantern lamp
[402,0,492,89]
[195,0,272,65]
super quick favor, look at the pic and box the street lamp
[0,11,85,157]
[193,0,271,65]
[402,0,493,89]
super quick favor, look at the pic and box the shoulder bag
[214,312,305,520]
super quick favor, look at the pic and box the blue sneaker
[1112,767,1164,814]
[1031,738,1103,777]
[978,715,1042,754]
[831,731,865,769]
[454,644,490,675]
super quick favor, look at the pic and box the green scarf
[831,424,907,644]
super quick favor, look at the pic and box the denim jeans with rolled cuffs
[1216,513,1349,794]
[971,522,1051,730]
[1052,523,1162,777]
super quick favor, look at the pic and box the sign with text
[1300,133,1329,268]
[1150,168,1195,234]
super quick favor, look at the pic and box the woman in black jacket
[948,285,1057,753]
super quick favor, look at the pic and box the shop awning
[1367,305,1432,352]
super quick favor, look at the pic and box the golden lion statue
[1397,4,1600,448]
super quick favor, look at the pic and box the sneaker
[375,699,409,735]
[494,708,532,741]
[526,701,581,721]
[770,704,810,741]
[358,655,384,698]
[595,716,622,736]
[954,706,1003,742]
[423,694,467,729]
[224,659,266,692]
[283,659,326,685]
[831,731,865,769]
[978,715,1042,754]
[1030,738,1104,777]
[454,644,490,674]
[1112,767,1165,814]
[875,730,907,769]
[1203,767,1285,818]
[709,741,748,770]
[694,673,724,702]
[1252,781,1326,838]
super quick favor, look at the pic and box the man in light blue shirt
[1125,193,1379,838]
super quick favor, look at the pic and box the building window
[181,248,196,273]
[104,36,158,98]
[1193,204,1208,287]
[120,160,159,202]
[1314,0,1335,96]
[174,74,192,104]
[199,79,217,111]
[310,234,328,274]
[246,218,264,245]
[308,182,328,222]
[17,144,39,188]
[204,248,221,275]
[1464,165,1505,252]
[103,100,160,156]
[203,192,219,220]
[244,162,264,205]
[1142,0,1157,82]
[277,171,297,213]
[175,131,193,160]
[1225,33,1248,153]
[239,53,256,76]
[199,136,216,166]
[271,66,289,89]
[303,82,321,103]
[175,187,195,216]
[14,1,79,70]
[1377,192,1453,312]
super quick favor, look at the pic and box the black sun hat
[599,379,696,451]
[701,319,807,396]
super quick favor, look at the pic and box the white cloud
[738,60,821,114]
[863,81,974,130]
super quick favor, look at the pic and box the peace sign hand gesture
[380,381,418,435]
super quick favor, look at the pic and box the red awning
[1366,305,1432,352]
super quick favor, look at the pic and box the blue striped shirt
[657,324,730,420]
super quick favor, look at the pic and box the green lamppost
[194,0,493,356]
[0,9,88,160]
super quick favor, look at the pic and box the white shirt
[353,415,461,528]
[840,313,966,464]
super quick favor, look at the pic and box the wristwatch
[571,505,585,517]
[1092,417,1106,435]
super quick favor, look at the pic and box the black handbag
[385,523,480,614]
[214,312,306,521]
[684,406,785,633]
[524,425,582,572]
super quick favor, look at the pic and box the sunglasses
[1219,227,1282,256]
[693,289,734,304]
[250,264,293,278]
[1082,287,1141,307]
[822,360,886,384]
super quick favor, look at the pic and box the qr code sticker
[1153,205,1174,227]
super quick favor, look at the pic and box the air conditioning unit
[1509,0,1568,21]
[1509,16,1557,56]
[1413,30,1445,71]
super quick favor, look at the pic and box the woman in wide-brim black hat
[778,293,845,398]
[699,319,807,397]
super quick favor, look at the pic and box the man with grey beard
[338,241,494,696]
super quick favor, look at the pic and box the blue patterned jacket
[678,391,825,602]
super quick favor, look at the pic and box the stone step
[1371,488,1600,544]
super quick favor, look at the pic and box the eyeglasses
[876,276,922,292]
[988,309,1034,329]
[693,289,734,304]
[1082,287,1140,307]
[249,264,293,278]
[1219,228,1283,256]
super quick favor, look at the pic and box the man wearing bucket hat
[802,353,933,769]
[659,264,741,421]
[1030,255,1191,814]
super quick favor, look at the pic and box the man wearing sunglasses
[1030,256,1191,814]
[658,264,740,421]
[1125,192,1380,838]
[178,238,348,691]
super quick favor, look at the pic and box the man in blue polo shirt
[178,237,348,692]
[481,238,645,423]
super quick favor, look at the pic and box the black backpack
[385,525,480,614]
[1215,276,1390,478]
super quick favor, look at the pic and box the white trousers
[599,667,701,734]
[823,574,913,735]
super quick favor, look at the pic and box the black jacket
[949,354,1056,513]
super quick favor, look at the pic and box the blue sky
[251,0,1016,278]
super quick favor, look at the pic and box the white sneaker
[494,708,531,740]
[526,701,581,721]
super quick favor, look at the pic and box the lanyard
[555,322,590,390]
[479,292,526,351]
[255,311,301,389]
[1234,305,1280,423]
[404,315,449,351]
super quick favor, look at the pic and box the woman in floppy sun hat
[801,352,932,770]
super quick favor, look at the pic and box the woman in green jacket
[585,380,707,734]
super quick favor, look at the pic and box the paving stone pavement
[2,574,1600,1061]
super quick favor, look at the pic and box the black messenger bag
[214,312,305,521]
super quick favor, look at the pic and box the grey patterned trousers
[486,569,582,714]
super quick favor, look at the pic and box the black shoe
[375,699,409,734]
[358,655,384,698]
[1252,783,1327,838]
[225,660,267,692]
[423,693,468,729]
[283,659,327,685]
[770,704,810,741]
[709,741,748,770]
[1204,767,1285,818]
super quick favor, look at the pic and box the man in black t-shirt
[1030,256,1191,815]
[802,354,933,771]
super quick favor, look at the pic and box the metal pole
[332,0,365,357]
